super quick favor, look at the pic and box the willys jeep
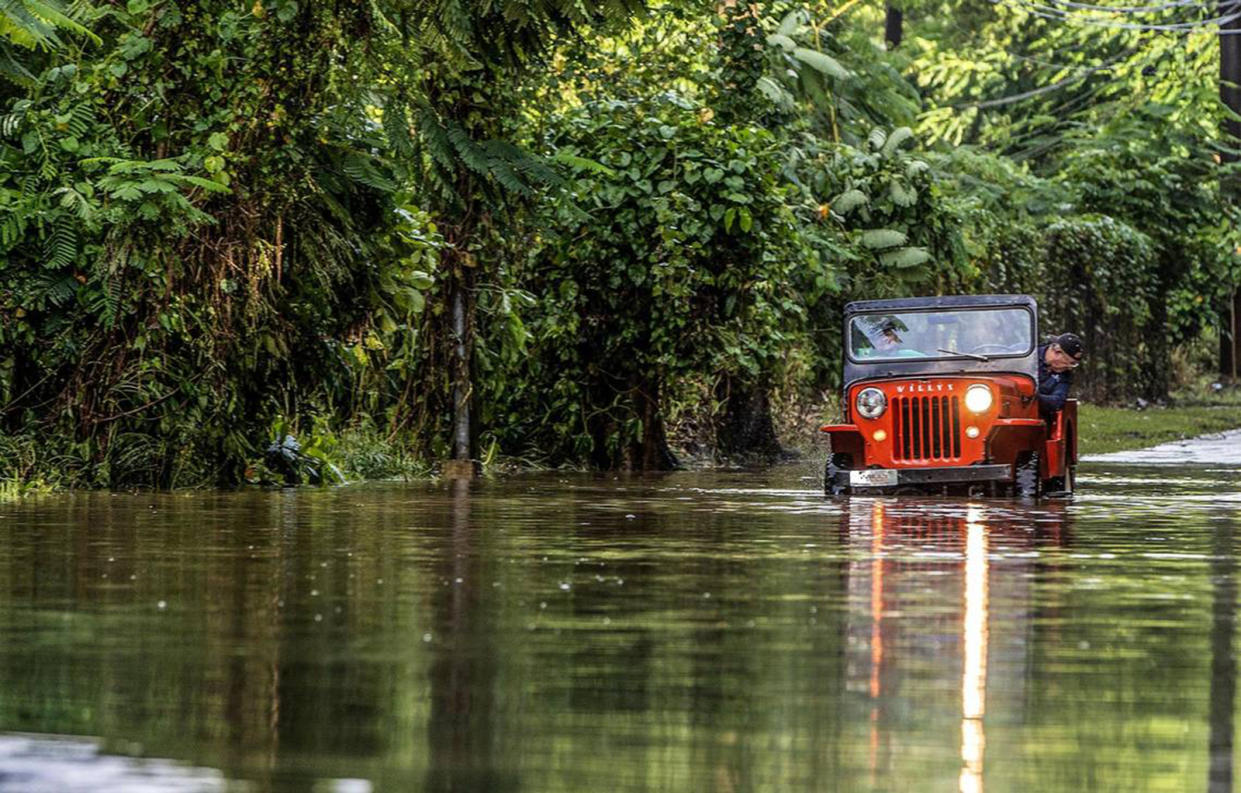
[820,295,1077,497]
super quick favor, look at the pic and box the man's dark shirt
[1036,343,1073,415]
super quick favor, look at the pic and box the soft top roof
[845,294,1037,315]
[841,294,1040,386]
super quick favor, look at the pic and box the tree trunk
[1145,279,1171,402]
[885,5,903,49]
[628,378,679,471]
[443,248,478,479]
[715,377,783,463]
[450,277,471,460]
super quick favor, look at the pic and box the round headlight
[856,387,887,420]
[964,384,993,414]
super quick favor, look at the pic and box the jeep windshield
[848,307,1034,363]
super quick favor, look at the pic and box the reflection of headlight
[856,388,887,420]
[964,384,993,413]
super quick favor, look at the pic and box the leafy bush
[1039,216,1157,402]
[482,94,815,467]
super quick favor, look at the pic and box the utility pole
[1220,0,1241,380]
[885,4,903,49]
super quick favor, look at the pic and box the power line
[950,61,1118,109]
[1043,0,1211,14]
[990,0,1241,32]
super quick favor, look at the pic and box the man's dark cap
[1055,332,1084,359]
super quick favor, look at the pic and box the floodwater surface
[0,459,1239,792]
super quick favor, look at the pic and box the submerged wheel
[824,453,852,497]
[1015,451,1040,498]
[1044,466,1076,498]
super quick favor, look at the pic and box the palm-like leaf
[0,0,96,85]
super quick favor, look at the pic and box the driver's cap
[1055,332,1084,359]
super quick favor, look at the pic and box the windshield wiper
[937,347,990,362]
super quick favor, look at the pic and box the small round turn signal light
[872,429,887,442]
[965,426,981,439]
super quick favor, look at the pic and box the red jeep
[821,295,1077,497]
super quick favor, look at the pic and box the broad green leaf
[766,33,795,52]
[861,229,907,250]
[776,10,802,37]
[880,247,932,269]
[832,189,868,214]
[756,76,795,110]
[792,48,849,80]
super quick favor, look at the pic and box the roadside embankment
[1078,387,1241,457]
[1083,427,1241,465]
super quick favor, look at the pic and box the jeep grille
[892,395,962,461]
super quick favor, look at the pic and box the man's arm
[1038,377,1070,413]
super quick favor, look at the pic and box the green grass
[1078,383,1241,456]
[0,477,53,503]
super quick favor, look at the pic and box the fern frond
[175,175,231,193]
[0,45,36,87]
[21,0,99,44]
[445,122,491,176]
[483,152,530,196]
[0,209,27,248]
[550,150,616,177]
[888,179,917,207]
[0,0,58,49]
[0,108,26,137]
[54,186,94,219]
[66,100,92,139]
[881,126,914,156]
[43,213,76,268]
[414,107,456,173]
[905,159,929,178]
[382,99,415,159]
[482,138,560,188]
[103,274,122,325]
[28,269,77,305]
[341,151,398,192]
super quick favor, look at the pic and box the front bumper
[830,464,1014,491]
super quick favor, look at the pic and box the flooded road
[0,460,1238,792]
[1085,427,1241,466]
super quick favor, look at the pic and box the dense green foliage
[490,94,813,467]
[2,0,1239,485]
[2,0,441,486]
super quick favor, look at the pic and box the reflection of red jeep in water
[821,295,1077,497]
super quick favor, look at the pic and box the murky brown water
[0,461,1238,792]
